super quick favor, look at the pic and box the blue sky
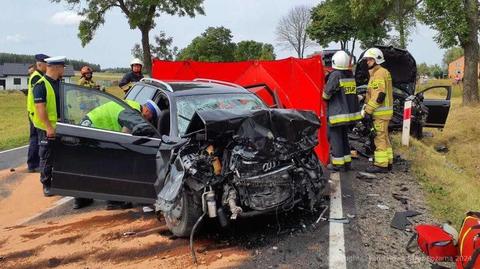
[0,0,445,68]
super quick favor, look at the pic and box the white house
[0,63,75,90]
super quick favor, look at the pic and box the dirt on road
[0,156,449,269]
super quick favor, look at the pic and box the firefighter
[77,65,101,114]
[361,48,394,173]
[119,58,144,94]
[78,65,100,89]
[322,51,361,171]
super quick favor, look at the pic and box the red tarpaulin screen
[151,56,330,164]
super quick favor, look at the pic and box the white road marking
[18,197,74,225]
[329,172,347,269]
[0,145,28,155]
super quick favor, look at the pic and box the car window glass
[125,85,143,100]
[62,83,158,137]
[133,86,157,105]
[420,87,449,100]
[176,93,265,134]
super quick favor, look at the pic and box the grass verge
[393,98,480,227]
[0,91,29,151]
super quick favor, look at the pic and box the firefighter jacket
[322,70,361,126]
[365,65,393,120]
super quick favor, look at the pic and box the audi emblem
[262,161,278,172]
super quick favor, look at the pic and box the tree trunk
[398,17,406,49]
[350,38,356,62]
[462,0,480,106]
[140,26,152,75]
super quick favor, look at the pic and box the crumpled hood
[185,109,320,160]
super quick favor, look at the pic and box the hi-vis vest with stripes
[30,77,58,130]
[27,70,43,120]
[323,74,362,126]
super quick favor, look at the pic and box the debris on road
[392,193,409,205]
[390,210,422,230]
[377,204,390,210]
[357,172,378,180]
[328,218,350,224]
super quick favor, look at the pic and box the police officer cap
[35,54,50,63]
[45,56,66,66]
[145,100,161,120]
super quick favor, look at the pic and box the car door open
[416,85,451,128]
[51,83,162,204]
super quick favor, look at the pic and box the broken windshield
[176,93,266,134]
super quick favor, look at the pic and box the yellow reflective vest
[27,70,43,120]
[30,77,58,130]
[86,100,141,132]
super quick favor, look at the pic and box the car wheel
[163,190,203,237]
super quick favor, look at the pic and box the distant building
[447,56,480,79]
[0,63,75,90]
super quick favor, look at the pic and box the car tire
[163,190,203,237]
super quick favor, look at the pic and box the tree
[51,0,204,74]
[276,5,315,58]
[429,64,444,79]
[132,31,178,61]
[308,0,393,55]
[387,0,421,49]
[176,27,237,61]
[307,0,358,55]
[442,47,464,68]
[417,62,431,76]
[234,41,276,61]
[419,0,479,105]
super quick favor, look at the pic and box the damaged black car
[50,78,327,237]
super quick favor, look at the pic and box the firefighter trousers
[373,119,393,167]
[328,125,351,167]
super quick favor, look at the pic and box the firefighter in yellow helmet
[361,48,394,173]
[77,65,101,114]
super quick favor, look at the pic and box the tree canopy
[132,31,178,61]
[442,47,464,67]
[0,52,100,71]
[276,5,314,58]
[177,27,276,62]
[419,0,479,105]
[51,0,204,73]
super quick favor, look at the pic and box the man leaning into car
[80,99,161,210]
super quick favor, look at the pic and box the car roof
[138,79,253,97]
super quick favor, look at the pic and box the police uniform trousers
[38,129,54,186]
[27,118,40,170]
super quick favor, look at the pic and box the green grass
[0,72,123,151]
[394,79,480,227]
[0,91,29,151]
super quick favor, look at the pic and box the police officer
[361,48,394,173]
[26,54,49,173]
[30,56,65,196]
[119,58,144,93]
[323,51,361,171]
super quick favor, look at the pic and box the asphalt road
[0,145,28,170]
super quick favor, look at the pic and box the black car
[355,45,451,138]
[51,78,326,237]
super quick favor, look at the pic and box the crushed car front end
[156,109,327,236]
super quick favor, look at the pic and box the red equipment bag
[456,212,480,269]
[407,224,458,261]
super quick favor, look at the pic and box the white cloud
[50,11,84,26]
[5,34,25,43]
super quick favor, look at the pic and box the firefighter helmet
[130,58,144,67]
[80,65,93,76]
[332,51,351,70]
[363,48,385,64]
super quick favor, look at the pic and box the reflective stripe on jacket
[365,65,393,120]
[322,70,361,126]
